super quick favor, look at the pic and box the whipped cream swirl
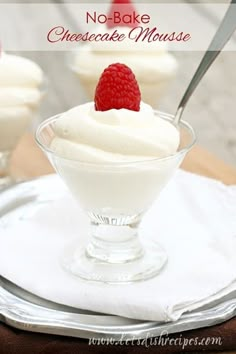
[0,53,43,108]
[0,53,44,151]
[51,102,180,163]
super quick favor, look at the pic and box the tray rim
[1,281,236,340]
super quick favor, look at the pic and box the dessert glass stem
[62,216,167,283]
[86,221,144,264]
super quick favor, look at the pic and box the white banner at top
[0,3,236,51]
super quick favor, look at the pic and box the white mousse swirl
[0,53,43,107]
[51,102,180,163]
[0,53,44,151]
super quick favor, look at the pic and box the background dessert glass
[0,82,46,188]
[0,51,47,188]
[36,111,196,283]
[69,41,177,109]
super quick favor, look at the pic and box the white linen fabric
[0,170,235,322]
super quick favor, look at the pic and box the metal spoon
[174,0,236,125]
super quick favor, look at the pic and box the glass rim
[35,109,196,167]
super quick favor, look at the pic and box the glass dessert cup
[36,111,196,283]
[0,112,36,187]
[0,81,47,189]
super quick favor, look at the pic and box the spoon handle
[175,0,236,124]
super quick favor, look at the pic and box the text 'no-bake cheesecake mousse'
[51,63,180,216]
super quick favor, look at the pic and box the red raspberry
[94,63,141,112]
[107,0,137,29]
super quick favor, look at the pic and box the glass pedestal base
[62,236,167,284]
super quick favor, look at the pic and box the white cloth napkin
[0,170,236,322]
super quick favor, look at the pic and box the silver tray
[0,176,236,340]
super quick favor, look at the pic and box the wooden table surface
[11,133,236,185]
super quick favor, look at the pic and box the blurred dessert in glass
[71,0,177,108]
[0,53,44,187]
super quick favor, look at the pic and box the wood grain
[10,134,236,185]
